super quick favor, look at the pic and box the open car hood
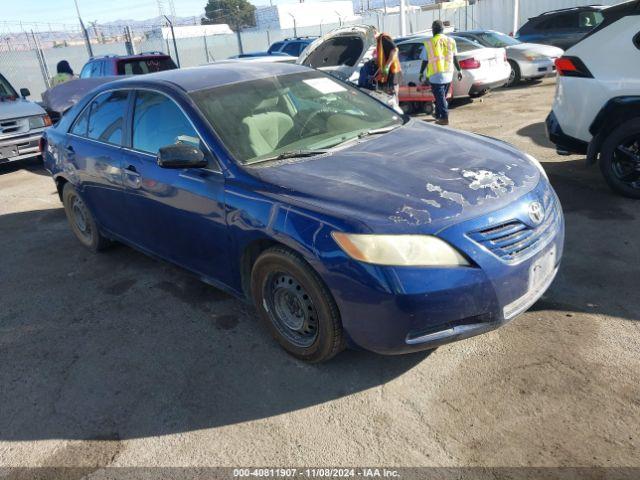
[297,25,377,83]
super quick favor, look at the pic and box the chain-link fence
[0,0,616,101]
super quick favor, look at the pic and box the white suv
[546,0,640,198]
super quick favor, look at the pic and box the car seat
[242,112,294,158]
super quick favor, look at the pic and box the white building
[255,1,357,30]
[151,24,233,40]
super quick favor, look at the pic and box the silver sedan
[455,30,564,87]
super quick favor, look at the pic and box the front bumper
[0,131,43,164]
[326,181,565,355]
[518,57,556,79]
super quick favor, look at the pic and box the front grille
[468,200,560,262]
[0,117,29,138]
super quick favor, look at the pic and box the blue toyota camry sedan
[43,63,564,362]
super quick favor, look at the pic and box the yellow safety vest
[51,73,73,87]
[425,34,456,78]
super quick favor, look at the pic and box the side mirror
[157,143,207,169]
[20,88,31,98]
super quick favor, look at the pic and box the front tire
[251,247,345,362]
[62,183,111,251]
[599,119,640,199]
[507,60,521,87]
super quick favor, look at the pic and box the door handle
[123,164,142,189]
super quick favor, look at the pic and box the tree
[201,0,256,30]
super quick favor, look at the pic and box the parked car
[397,35,511,98]
[230,37,318,59]
[455,30,563,87]
[226,52,293,59]
[79,52,177,78]
[546,0,640,198]
[268,36,318,57]
[515,5,607,50]
[43,63,564,362]
[296,25,402,112]
[0,73,51,165]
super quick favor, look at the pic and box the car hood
[0,97,45,120]
[507,43,564,58]
[250,121,540,234]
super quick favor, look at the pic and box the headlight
[523,52,543,61]
[525,153,548,180]
[331,233,470,267]
[28,115,51,129]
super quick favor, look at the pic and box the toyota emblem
[528,201,545,225]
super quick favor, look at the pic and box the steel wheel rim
[71,195,92,242]
[611,135,640,188]
[265,272,318,348]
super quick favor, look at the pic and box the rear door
[119,89,230,281]
[66,90,130,235]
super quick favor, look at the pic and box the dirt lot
[1,78,638,471]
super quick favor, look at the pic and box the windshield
[477,31,521,47]
[0,74,18,99]
[190,71,403,165]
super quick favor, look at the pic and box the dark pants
[430,82,450,120]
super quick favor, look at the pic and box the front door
[120,90,230,284]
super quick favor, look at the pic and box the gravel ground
[0,78,638,472]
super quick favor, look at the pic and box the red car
[79,52,177,78]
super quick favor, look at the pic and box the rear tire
[251,247,345,363]
[507,60,521,87]
[599,118,640,199]
[62,183,111,251]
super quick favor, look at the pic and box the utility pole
[399,0,406,37]
[73,0,94,57]
[513,0,520,35]
[164,15,180,67]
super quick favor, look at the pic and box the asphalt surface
[0,78,638,471]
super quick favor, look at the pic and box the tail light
[555,56,593,78]
[503,51,508,62]
[459,58,481,70]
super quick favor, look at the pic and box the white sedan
[397,35,511,99]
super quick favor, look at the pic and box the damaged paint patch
[421,199,441,208]
[426,183,468,207]
[462,169,515,196]
[390,205,432,225]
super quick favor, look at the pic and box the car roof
[89,52,171,61]
[105,62,312,93]
[534,4,606,18]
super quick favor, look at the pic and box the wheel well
[589,98,640,163]
[55,176,68,201]
[240,238,283,301]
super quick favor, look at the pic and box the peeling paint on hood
[250,120,541,234]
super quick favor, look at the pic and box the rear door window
[86,91,129,145]
[268,42,285,53]
[117,57,177,75]
[398,43,422,61]
[131,91,199,155]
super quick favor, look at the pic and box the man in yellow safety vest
[418,20,462,126]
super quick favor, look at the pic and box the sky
[3,0,283,26]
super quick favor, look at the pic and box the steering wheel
[298,110,330,138]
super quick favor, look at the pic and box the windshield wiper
[253,149,329,163]
[357,125,400,138]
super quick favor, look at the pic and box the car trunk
[297,25,377,83]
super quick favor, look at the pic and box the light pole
[399,0,406,37]
[288,13,297,37]
[513,0,520,35]
[73,0,94,57]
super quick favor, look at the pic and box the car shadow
[0,157,49,176]
[517,121,555,149]
[0,208,430,441]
